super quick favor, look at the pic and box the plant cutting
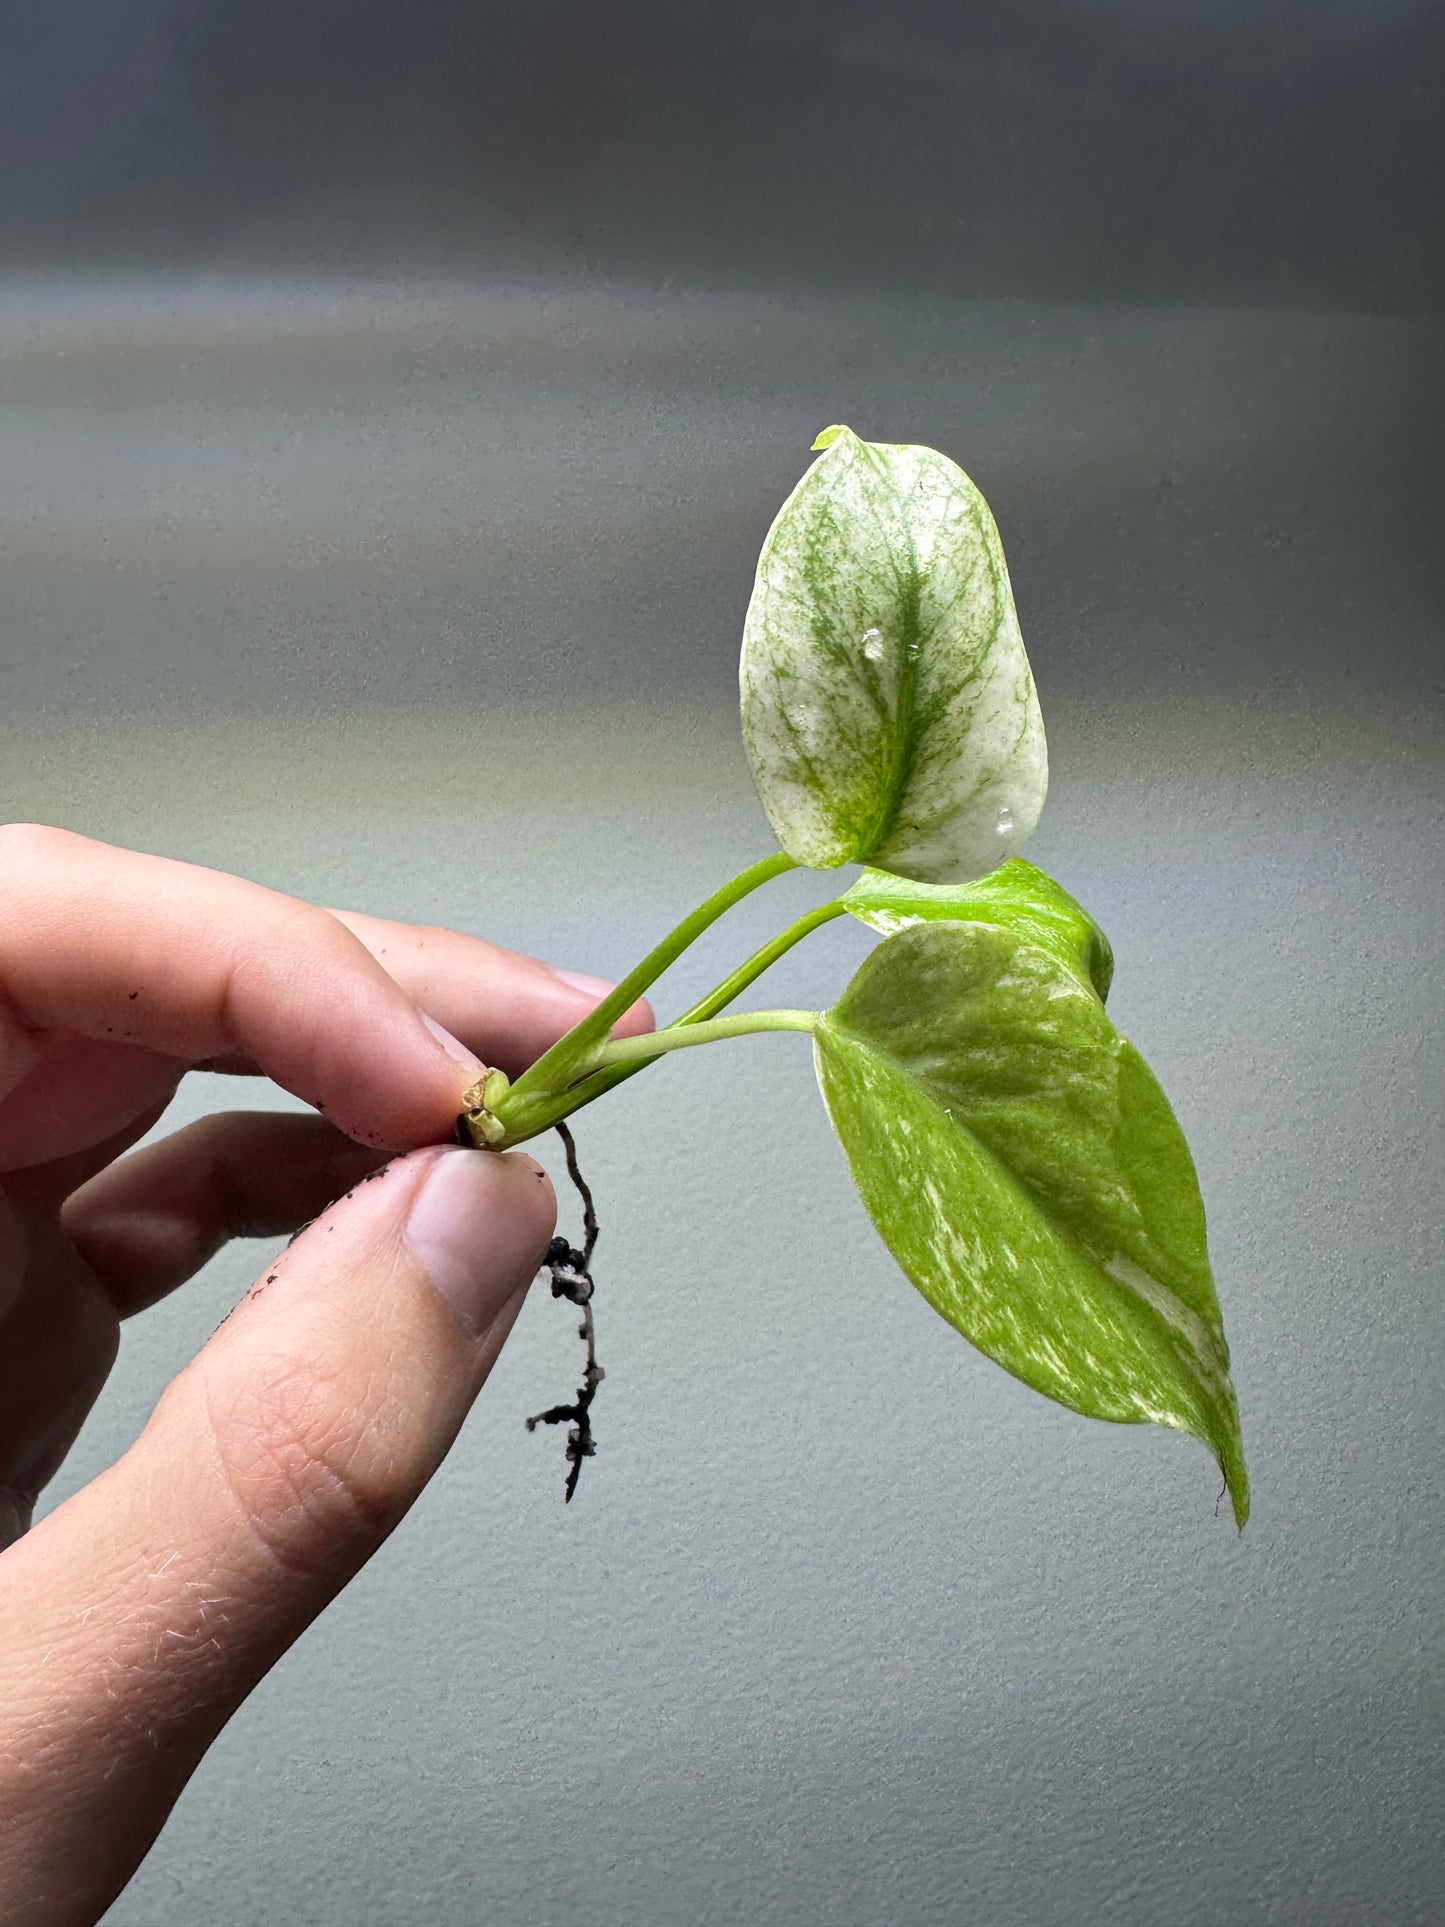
[459,424,1249,1526]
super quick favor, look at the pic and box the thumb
[0,1146,555,1927]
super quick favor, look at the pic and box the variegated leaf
[740,424,1047,883]
[843,856,1114,1001]
[814,883,1248,1524]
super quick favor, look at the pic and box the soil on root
[525,1120,603,1502]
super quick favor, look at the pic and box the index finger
[0,826,590,1151]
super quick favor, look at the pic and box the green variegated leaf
[843,857,1114,1001]
[814,883,1248,1524]
[740,424,1047,883]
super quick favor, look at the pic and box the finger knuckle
[179,1109,278,1169]
[0,821,86,872]
[258,895,351,962]
[206,1361,415,1580]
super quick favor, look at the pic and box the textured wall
[4,279,1440,1924]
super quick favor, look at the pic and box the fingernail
[421,1012,487,1078]
[404,1149,552,1337]
[549,967,615,1001]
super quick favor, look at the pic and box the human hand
[0,825,650,1925]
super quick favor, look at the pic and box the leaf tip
[810,423,849,451]
[1211,1423,1250,1530]
[1226,1466,1251,1532]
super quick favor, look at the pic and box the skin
[0,825,651,1926]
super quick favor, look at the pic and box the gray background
[2,2,1442,1922]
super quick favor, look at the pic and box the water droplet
[861,627,884,661]
[905,637,922,660]
[996,805,1015,835]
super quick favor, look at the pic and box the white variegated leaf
[740,424,1047,882]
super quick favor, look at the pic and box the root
[525,1120,603,1502]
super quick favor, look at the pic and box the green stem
[589,1007,818,1072]
[505,849,797,1106]
[672,898,846,1028]
[498,895,847,1137]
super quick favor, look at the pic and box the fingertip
[494,1150,559,1247]
[419,1012,488,1081]
[509,1150,557,1199]
[612,995,656,1040]
[548,968,614,1000]
[536,968,653,1057]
